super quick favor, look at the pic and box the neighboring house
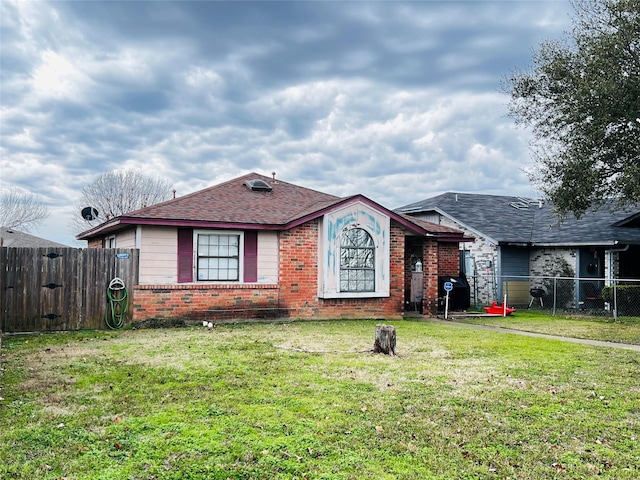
[0,226,70,248]
[396,193,640,307]
[77,172,470,321]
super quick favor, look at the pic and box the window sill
[319,291,389,299]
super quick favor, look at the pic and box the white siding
[257,231,279,283]
[116,228,136,248]
[138,226,178,284]
[414,212,441,224]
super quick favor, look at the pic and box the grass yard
[452,311,640,345]
[1,319,639,479]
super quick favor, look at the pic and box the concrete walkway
[420,316,640,352]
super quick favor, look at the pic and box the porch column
[422,239,439,315]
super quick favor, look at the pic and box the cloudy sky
[0,0,573,246]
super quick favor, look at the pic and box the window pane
[196,233,240,281]
[339,227,375,292]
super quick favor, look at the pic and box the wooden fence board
[1,247,139,332]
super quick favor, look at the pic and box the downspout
[605,244,629,285]
[605,243,629,322]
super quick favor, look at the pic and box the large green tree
[506,0,640,217]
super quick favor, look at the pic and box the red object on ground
[483,301,516,315]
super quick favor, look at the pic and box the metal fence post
[613,279,618,323]
[553,276,557,316]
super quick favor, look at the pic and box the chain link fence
[466,274,640,321]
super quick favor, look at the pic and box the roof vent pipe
[455,193,458,202]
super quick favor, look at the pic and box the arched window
[340,227,375,292]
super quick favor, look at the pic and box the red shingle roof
[126,172,339,225]
[77,172,469,241]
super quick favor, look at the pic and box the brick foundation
[133,283,282,321]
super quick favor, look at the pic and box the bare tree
[73,169,173,233]
[0,188,49,231]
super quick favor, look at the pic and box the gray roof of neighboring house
[0,227,70,248]
[395,192,640,246]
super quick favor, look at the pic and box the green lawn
[1,320,639,479]
[451,310,640,345]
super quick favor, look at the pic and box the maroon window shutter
[244,231,258,282]
[177,228,193,283]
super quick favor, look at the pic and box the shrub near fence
[602,284,640,317]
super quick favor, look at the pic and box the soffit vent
[244,179,273,192]
[510,197,542,209]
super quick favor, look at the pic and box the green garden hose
[106,277,128,329]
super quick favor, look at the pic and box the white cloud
[0,0,573,245]
[3,127,41,150]
[31,50,90,100]
[184,66,224,90]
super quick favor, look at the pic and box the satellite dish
[81,207,99,221]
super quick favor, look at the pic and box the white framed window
[340,227,375,292]
[105,235,116,248]
[319,202,390,299]
[196,232,241,281]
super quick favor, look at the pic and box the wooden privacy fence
[1,247,139,333]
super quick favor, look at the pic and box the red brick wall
[276,220,405,319]
[388,224,405,312]
[133,283,281,321]
[438,242,461,277]
[410,240,462,316]
[422,239,439,315]
[277,222,319,315]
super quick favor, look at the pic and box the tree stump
[373,324,396,355]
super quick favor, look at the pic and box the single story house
[1,226,70,248]
[395,193,640,307]
[77,173,470,321]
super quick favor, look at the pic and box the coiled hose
[106,277,128,329]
